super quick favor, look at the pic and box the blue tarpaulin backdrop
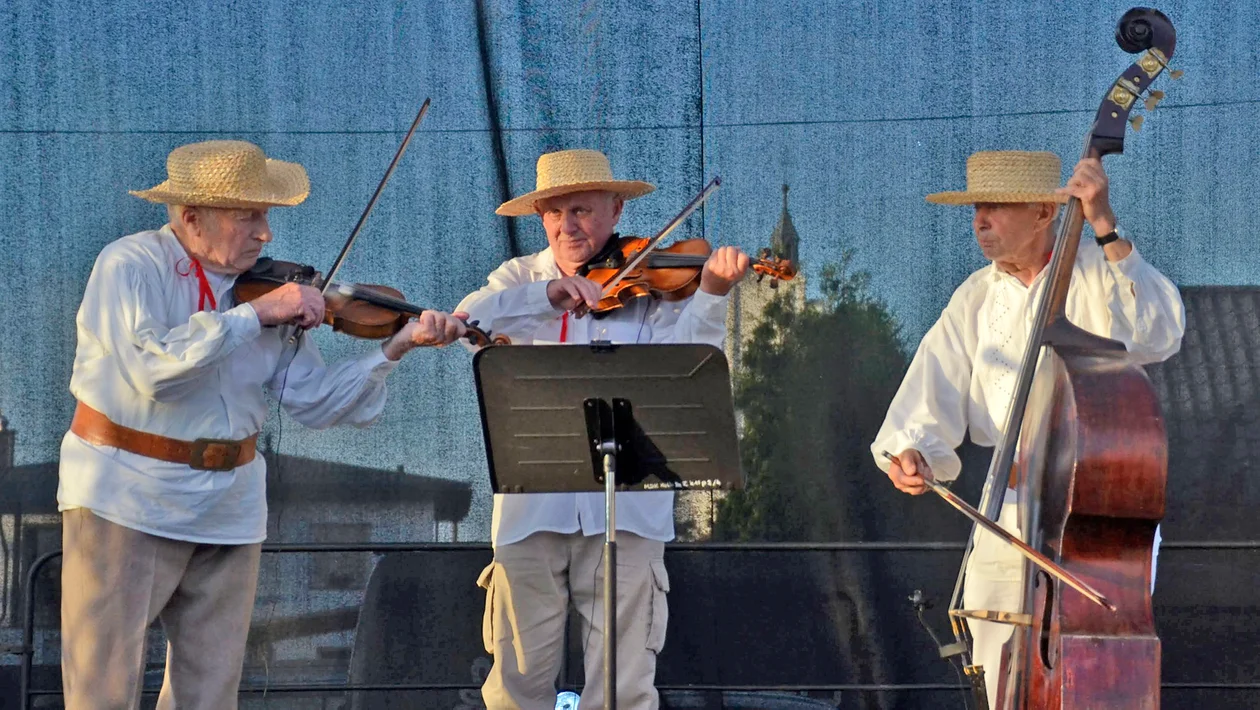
[3,3,1260,708]
[1,0,1256,536]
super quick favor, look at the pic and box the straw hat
[926,150,1069,205]
[130,140,310,208]
[496,149,655,216]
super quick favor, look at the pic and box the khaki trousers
[60,508,262,710]
[478,531,670,710]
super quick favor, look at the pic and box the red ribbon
[559,311,569,343]
[176,258,218,312]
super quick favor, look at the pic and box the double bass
[924,8,1181,709]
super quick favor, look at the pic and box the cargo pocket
[645,558,670,653]
[476,562,496,655]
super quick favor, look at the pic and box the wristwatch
[1095,223,1124,247]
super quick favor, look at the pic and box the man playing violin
[57,140,467,710]
[458,148,749,710]
[869,150,1185,708]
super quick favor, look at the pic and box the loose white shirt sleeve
[456,246,730,546]
[871,240,1185,483]
[58,226,399,544]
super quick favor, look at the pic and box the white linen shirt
[871,240,1185,482]
[57,225,399,544]
[456,246,730,547]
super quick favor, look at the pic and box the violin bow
[286,99,430,344]
[319,98,430,293]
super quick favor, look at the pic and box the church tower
[0,412,12,473]
[724,184,807,375]
[769,184,800,266]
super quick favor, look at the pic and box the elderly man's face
[972,202,1056,264]
[175,206,273,274]
[537,190,624,276]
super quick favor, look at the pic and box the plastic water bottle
[555,691,581,710]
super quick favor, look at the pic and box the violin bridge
[950,608,1033,627]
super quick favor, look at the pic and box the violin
[578,236,798,315]
[233,257,509,347]
[571,177,797,316]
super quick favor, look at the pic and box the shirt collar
[159,223,186,257]
[518,246,563,279]
[159,223,237,291]
[987,260,1052,289]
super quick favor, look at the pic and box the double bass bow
[934,8,1180,709]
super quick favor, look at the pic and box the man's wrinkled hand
[382,311,468,360]
[1057,157,1116,236]
[248,283,325,329]
[887,448,932,496]
[547,275,602,314]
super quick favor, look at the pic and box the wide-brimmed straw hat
[926,150,1069,205]
[496,149,655,217]
[130,140,310,208]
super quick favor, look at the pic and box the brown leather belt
[70,402,257,472]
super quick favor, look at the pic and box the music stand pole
[600,438,618,710]
[587,396,624,709]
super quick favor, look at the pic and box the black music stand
[473,343,743,710]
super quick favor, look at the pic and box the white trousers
[962,491,1161,709]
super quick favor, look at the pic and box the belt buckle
[189,438,242,471]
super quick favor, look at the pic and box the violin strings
[335,283,426,318]
[643,254,708,266]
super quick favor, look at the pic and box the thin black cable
[261,327,299,698]
[272,333,296,526]
[6,97,1257,136]
[633,301,651,344]
[581,544,604,687]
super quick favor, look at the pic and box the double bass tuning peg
[1144,90,1165,111]
[1169,68,1185,80]
[1129,115,1145,131]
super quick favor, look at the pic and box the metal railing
[15,540,1260,709]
